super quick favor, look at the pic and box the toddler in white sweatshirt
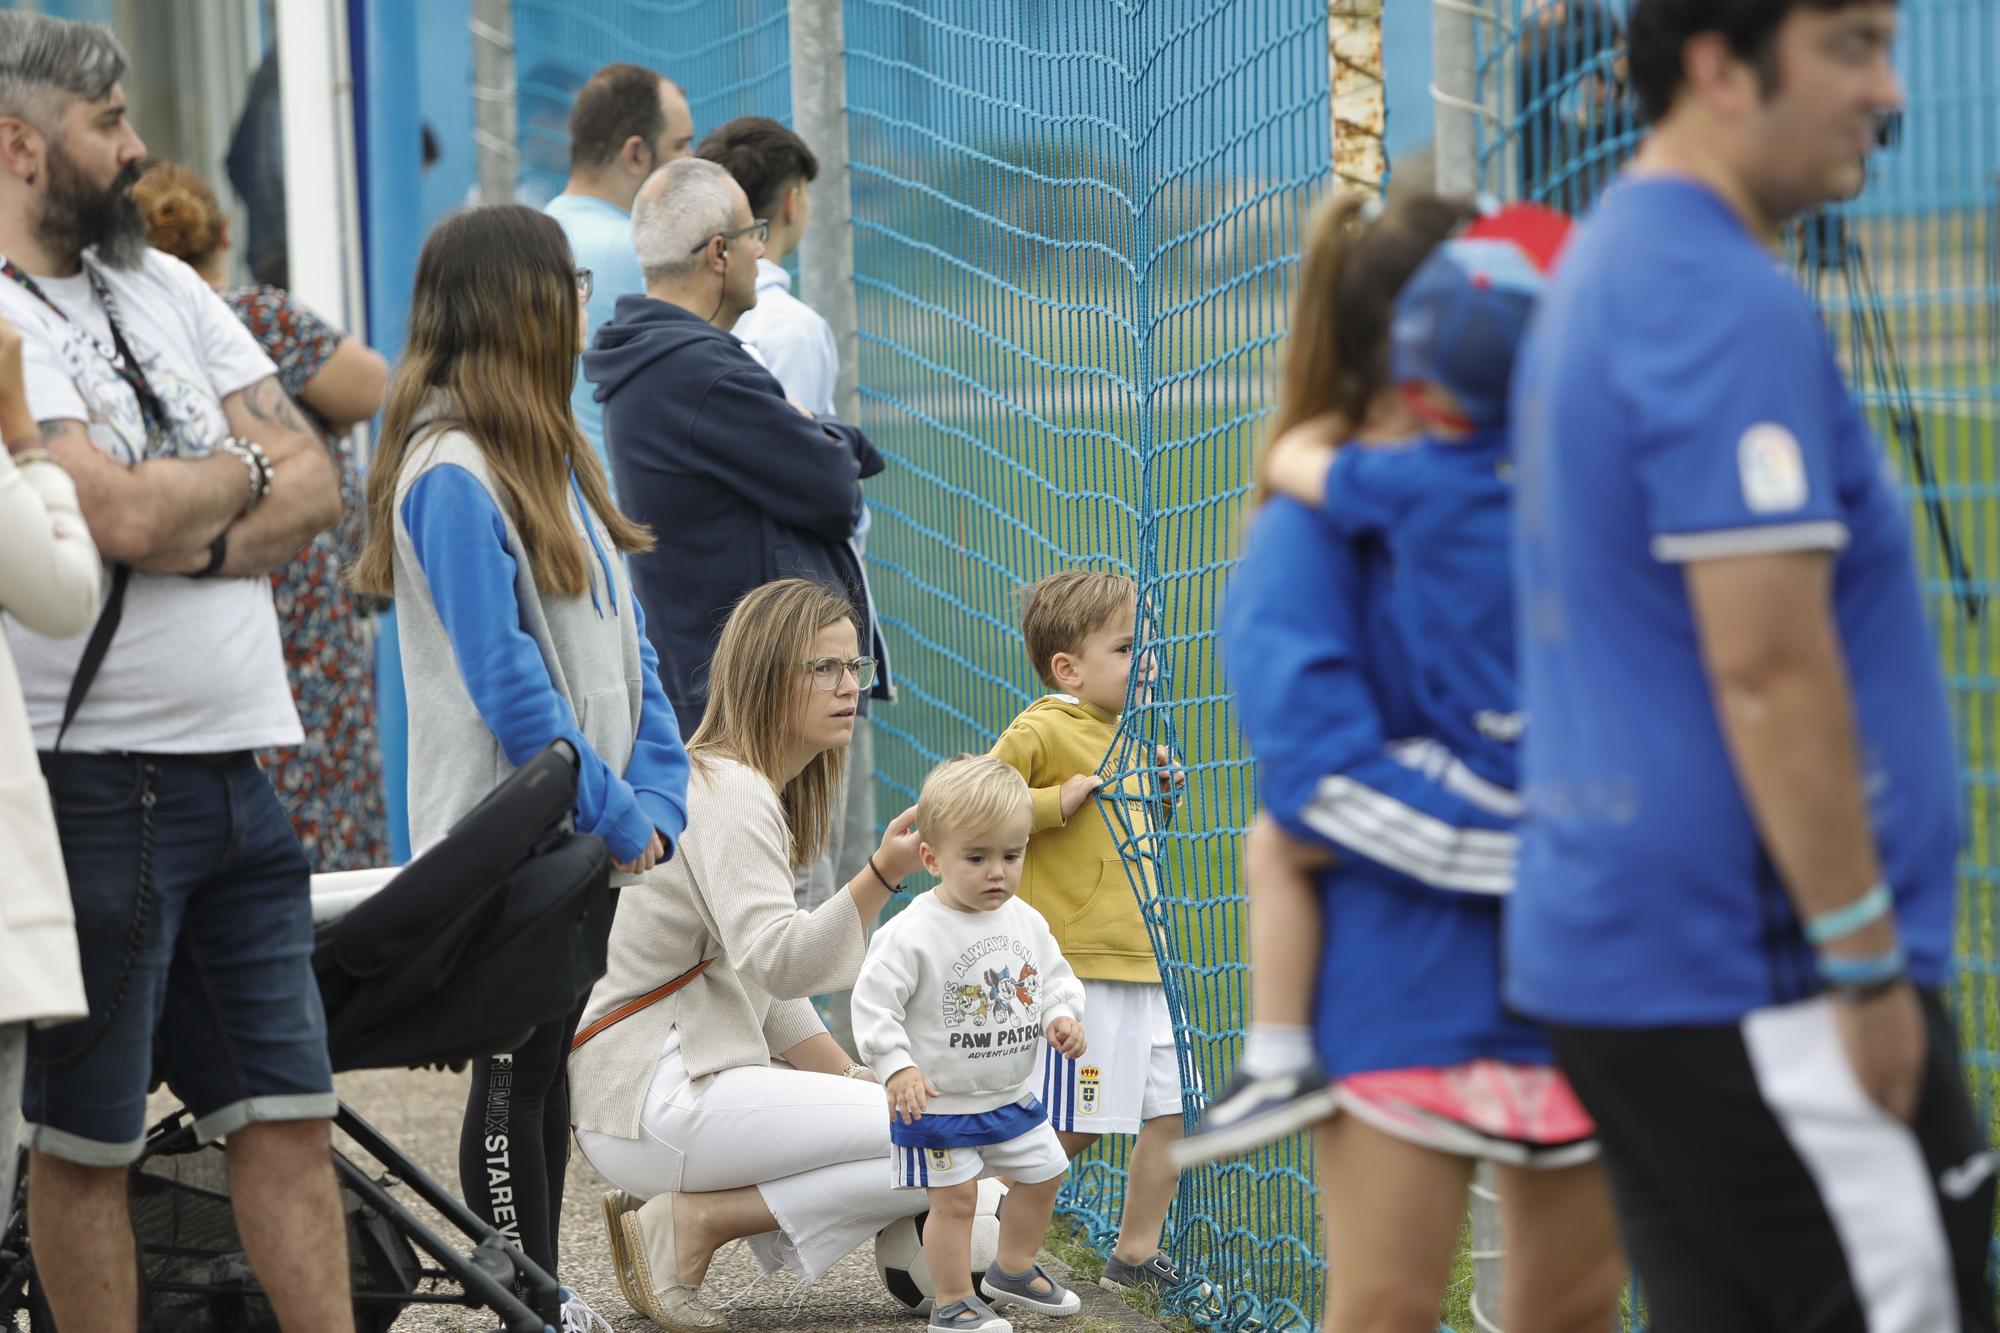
[854,755,1089,1333]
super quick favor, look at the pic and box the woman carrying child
[1180,194,1625,1332]
[352,203,691,1332]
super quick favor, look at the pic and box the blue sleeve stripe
[1302,777,1518,895]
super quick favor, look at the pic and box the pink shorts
[1335,1059,1598,1169]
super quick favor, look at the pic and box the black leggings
[458,998,586,1277]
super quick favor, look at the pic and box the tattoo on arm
[35,419,87,447]
[241,376,315,435]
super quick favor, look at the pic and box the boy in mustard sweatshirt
[990,570,1196,1297]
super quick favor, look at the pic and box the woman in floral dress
[136,163,392,871]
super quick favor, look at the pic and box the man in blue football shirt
[1510,1,1996,1328]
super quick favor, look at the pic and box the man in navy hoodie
[586,156,888,737]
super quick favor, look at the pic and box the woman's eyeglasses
[575,267,594,300]
[802,656,877,692]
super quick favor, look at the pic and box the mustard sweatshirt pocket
[1062,858,1143,955]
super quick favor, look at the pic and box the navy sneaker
[1170,1066,1338,1169]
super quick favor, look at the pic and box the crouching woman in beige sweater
[570,577,926,1331]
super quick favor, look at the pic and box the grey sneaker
[1101,1251,1215,1303]
[930,1295,1012,1332]
[980,1261,1081,1316]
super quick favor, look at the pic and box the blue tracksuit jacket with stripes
[1222,494,1550,1076]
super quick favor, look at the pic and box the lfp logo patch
[1737,422,1809,514]
[1078,1066,1103,1117]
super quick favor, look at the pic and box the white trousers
[575,1035,927,1281]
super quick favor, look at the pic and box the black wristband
[867,855,897,894]
[189,531,228,579]
[1829,973,1907,1005]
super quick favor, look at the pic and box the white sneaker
[559,1285,615,1332]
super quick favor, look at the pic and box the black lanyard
[0,255,170,444]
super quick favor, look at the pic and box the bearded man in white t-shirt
[0,13,356,1332]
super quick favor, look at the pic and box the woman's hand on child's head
[1046,1016,1087,1060]
[1059,774,1104,819]
[874,803,925,884]
[614,830,668,877]
[1264,414,1342,508]
[886,1067,937,1124]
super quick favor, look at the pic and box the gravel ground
[326,1066,1160,1333]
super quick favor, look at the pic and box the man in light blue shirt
[547,63,694,486]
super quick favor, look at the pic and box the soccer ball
[873,1178,1007,1314]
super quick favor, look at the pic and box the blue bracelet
[1818,943,1907,988]
[1804,883,1893,946]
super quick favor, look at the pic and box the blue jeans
[23,752,336,1165]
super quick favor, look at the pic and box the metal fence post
[789,0,860,423]
[1432,0,1483,196]
[1330,1,1388,194]
[470,0,519,206]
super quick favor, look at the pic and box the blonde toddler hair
[918,755,1033,848]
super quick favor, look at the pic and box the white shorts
[1037,980,1184,1134]
[892,1120,1070,1190]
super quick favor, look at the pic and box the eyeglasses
[575,267,593,300]
[802,655,877,692]
[688,218,769,255]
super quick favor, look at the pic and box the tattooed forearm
[241,376,315,435]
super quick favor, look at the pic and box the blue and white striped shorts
[892,1120,1070,1190]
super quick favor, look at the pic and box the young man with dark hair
[1511,1,1997,1328]
[547,62,693,485]
[697,116,828,412]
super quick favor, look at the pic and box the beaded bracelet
[219,437,272,509]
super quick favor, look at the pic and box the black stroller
[0,741,616,1332]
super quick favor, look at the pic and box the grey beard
[38,198,148,271]
[37,159,149,272]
